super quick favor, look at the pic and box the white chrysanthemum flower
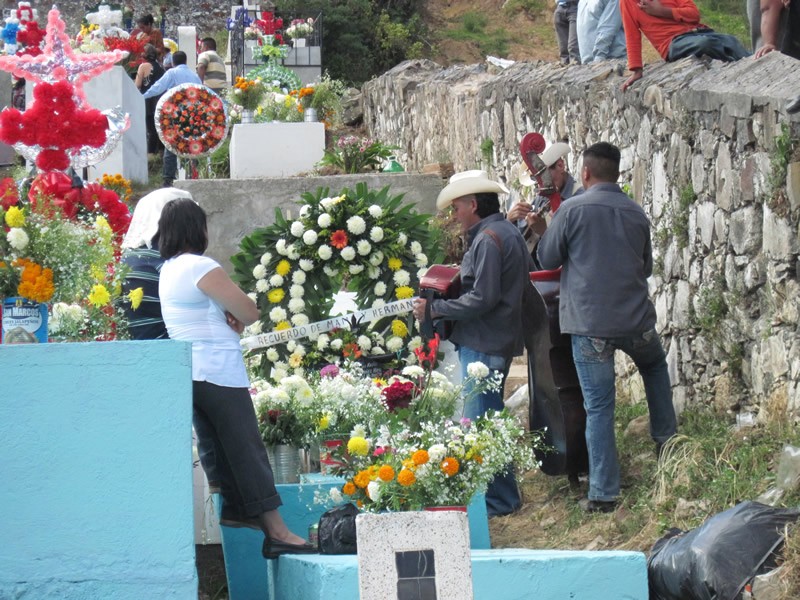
[290,221,304,237]
[7,228,28,250]
[369,226,384,243]
[288,298,305,313]
[292,270,306,284]
[398,232,408,246]
[367,480,381,501]
[287,340,296,352]
[368,205,383,218]
[371,346,385,355]
[467,361,491,379]
[323,265,338,277]
[408,336,423,351]
[273,368,288,381]
[410,241,422,254]
[317,213,332,228]
[299,259,314,272]
[299,205,311,218]
[368,266,381,280]
[368,250,384,266]
[393,270,410,286]
[247,292,257,302]
[356,239,371,255]
[286,245,300,260]
[428,444,447,461]
[402,365,425,378]
[317,334,330,350]
[330,338,343,350]
[276,239,287,255]
[246,320,263,335]
[269,307,287,322]
[292,313,309,326]
[255,279,269,293]
[348,265,364,274]
[417,267,429,280]
[320,197,334,211]
[357,335,372,351]
[340,246,356,261]
[308,331,320,341]
[260,252,272,266]
[346,215,366,235]
[374,282,387,296]
[289,284,305,298]
[415,253,428,268]
[372,299,386,309]
[318,245,333,260]
[303,230,318,245]
[386,336,403,352]
[269,274,284,287]
[252,264,267,279]
[329,487,343,503]
[294,344,306,356]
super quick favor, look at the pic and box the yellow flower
[275,259,291,276]
[88,284,110,307]
[4,205,24,228]
[391,319,408,338]
[95,215,112,240]
[128,287,144,310]
[353,470,371,488]
[395,286,414,300]
[318,415,330,430]
[288,352,303,368]
[387,257,402,271]
[90,264,106,282]
[268,288,285,303]
[347,436,370,456]
[275,320,291,330]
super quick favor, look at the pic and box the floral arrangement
[255,11,283,35]
[248,62,302,93]
[155,83,229,158]
[232,184,441,381]
[260,42,289,62]
[0,173,131,341]
[102,35,146,75]
[98,173,132,205]
[252,376,313,447]
[285,18,314,39]
[318,135,398,174]
[289,86,314,109]
[229,76,267,111]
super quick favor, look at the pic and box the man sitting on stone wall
[620,0,750,91]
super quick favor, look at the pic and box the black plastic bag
[648,501,800,600]
[318,503,359,554]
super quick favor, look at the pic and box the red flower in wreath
[0,177,19,209]
[330,229,348,249]
[155,84,228,158]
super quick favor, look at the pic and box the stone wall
[362,54,800,419]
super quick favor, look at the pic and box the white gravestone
[229,121,325,179]
[178,26,197,72]
[82,65,148,183]
[356,511,474,600]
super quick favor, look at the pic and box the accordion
[418,264,461,340]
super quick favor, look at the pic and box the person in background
[142,51,201,187]
[749,0,800,59]
[577,0,627,64]
[157,198,316,558]
[196,37,228,94]
[537,142,677,513]
[620,0,750,91]
[131,13,163,52]
[555,0,582,64]
[134,43,165,155]
[412,170,534,517]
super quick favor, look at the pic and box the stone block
[787,162,800,212]
[696,202,716,249]
[763,204,799,260]
[672,280,691,329]
[729,206,762,255]
[230,122,325,179]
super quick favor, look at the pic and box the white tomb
[178,26,197,72]
[229,121,325,179]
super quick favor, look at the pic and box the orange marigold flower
[330,229,348,249]
[342,481,357,495]
[353,470,371,489]
[378,465,395,482]
[357,500,363,508]
[473,454,483,464]
[397,469,416,486]
[440,457,460,477]
[412,450,429,466]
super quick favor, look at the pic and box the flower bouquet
[318,135,398,174]
[155,84,228,158]
[229,76,267,111]
[285,18,313,40]
[252,375,314,447]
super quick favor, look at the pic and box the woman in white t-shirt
[157,198,314,558]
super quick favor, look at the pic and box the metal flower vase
[266,444,302,484]
[240,109,255,124]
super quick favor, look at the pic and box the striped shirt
[121,246,169,341]
[197,50,228,92]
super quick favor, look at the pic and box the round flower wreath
[155,83,229,158]
[233,184,441,382]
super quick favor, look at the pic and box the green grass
[443,11,511,57]
[695,0,749,46]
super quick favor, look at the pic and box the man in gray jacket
[537,142,676,513]
[413,170,534,516]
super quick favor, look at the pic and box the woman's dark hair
[158,198,208,259]
[137,14,155,27]
[474,192,500,218]
[143,43,158,62]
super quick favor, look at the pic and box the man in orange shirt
[620,0,749,90]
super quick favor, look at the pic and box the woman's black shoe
[262,537,318,559]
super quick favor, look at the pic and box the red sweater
[620,0,707,70]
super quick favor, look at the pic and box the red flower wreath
[155,84,229,158]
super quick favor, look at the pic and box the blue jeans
[667,30,750,63]
[459,346,521,517]
[163,149,177,184]
[571,329,676,502]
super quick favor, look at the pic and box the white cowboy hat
[540,142,571,168]
[436,170,509,211]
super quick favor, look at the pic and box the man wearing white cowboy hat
[508,141,582,261]
[412,169,533,517]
